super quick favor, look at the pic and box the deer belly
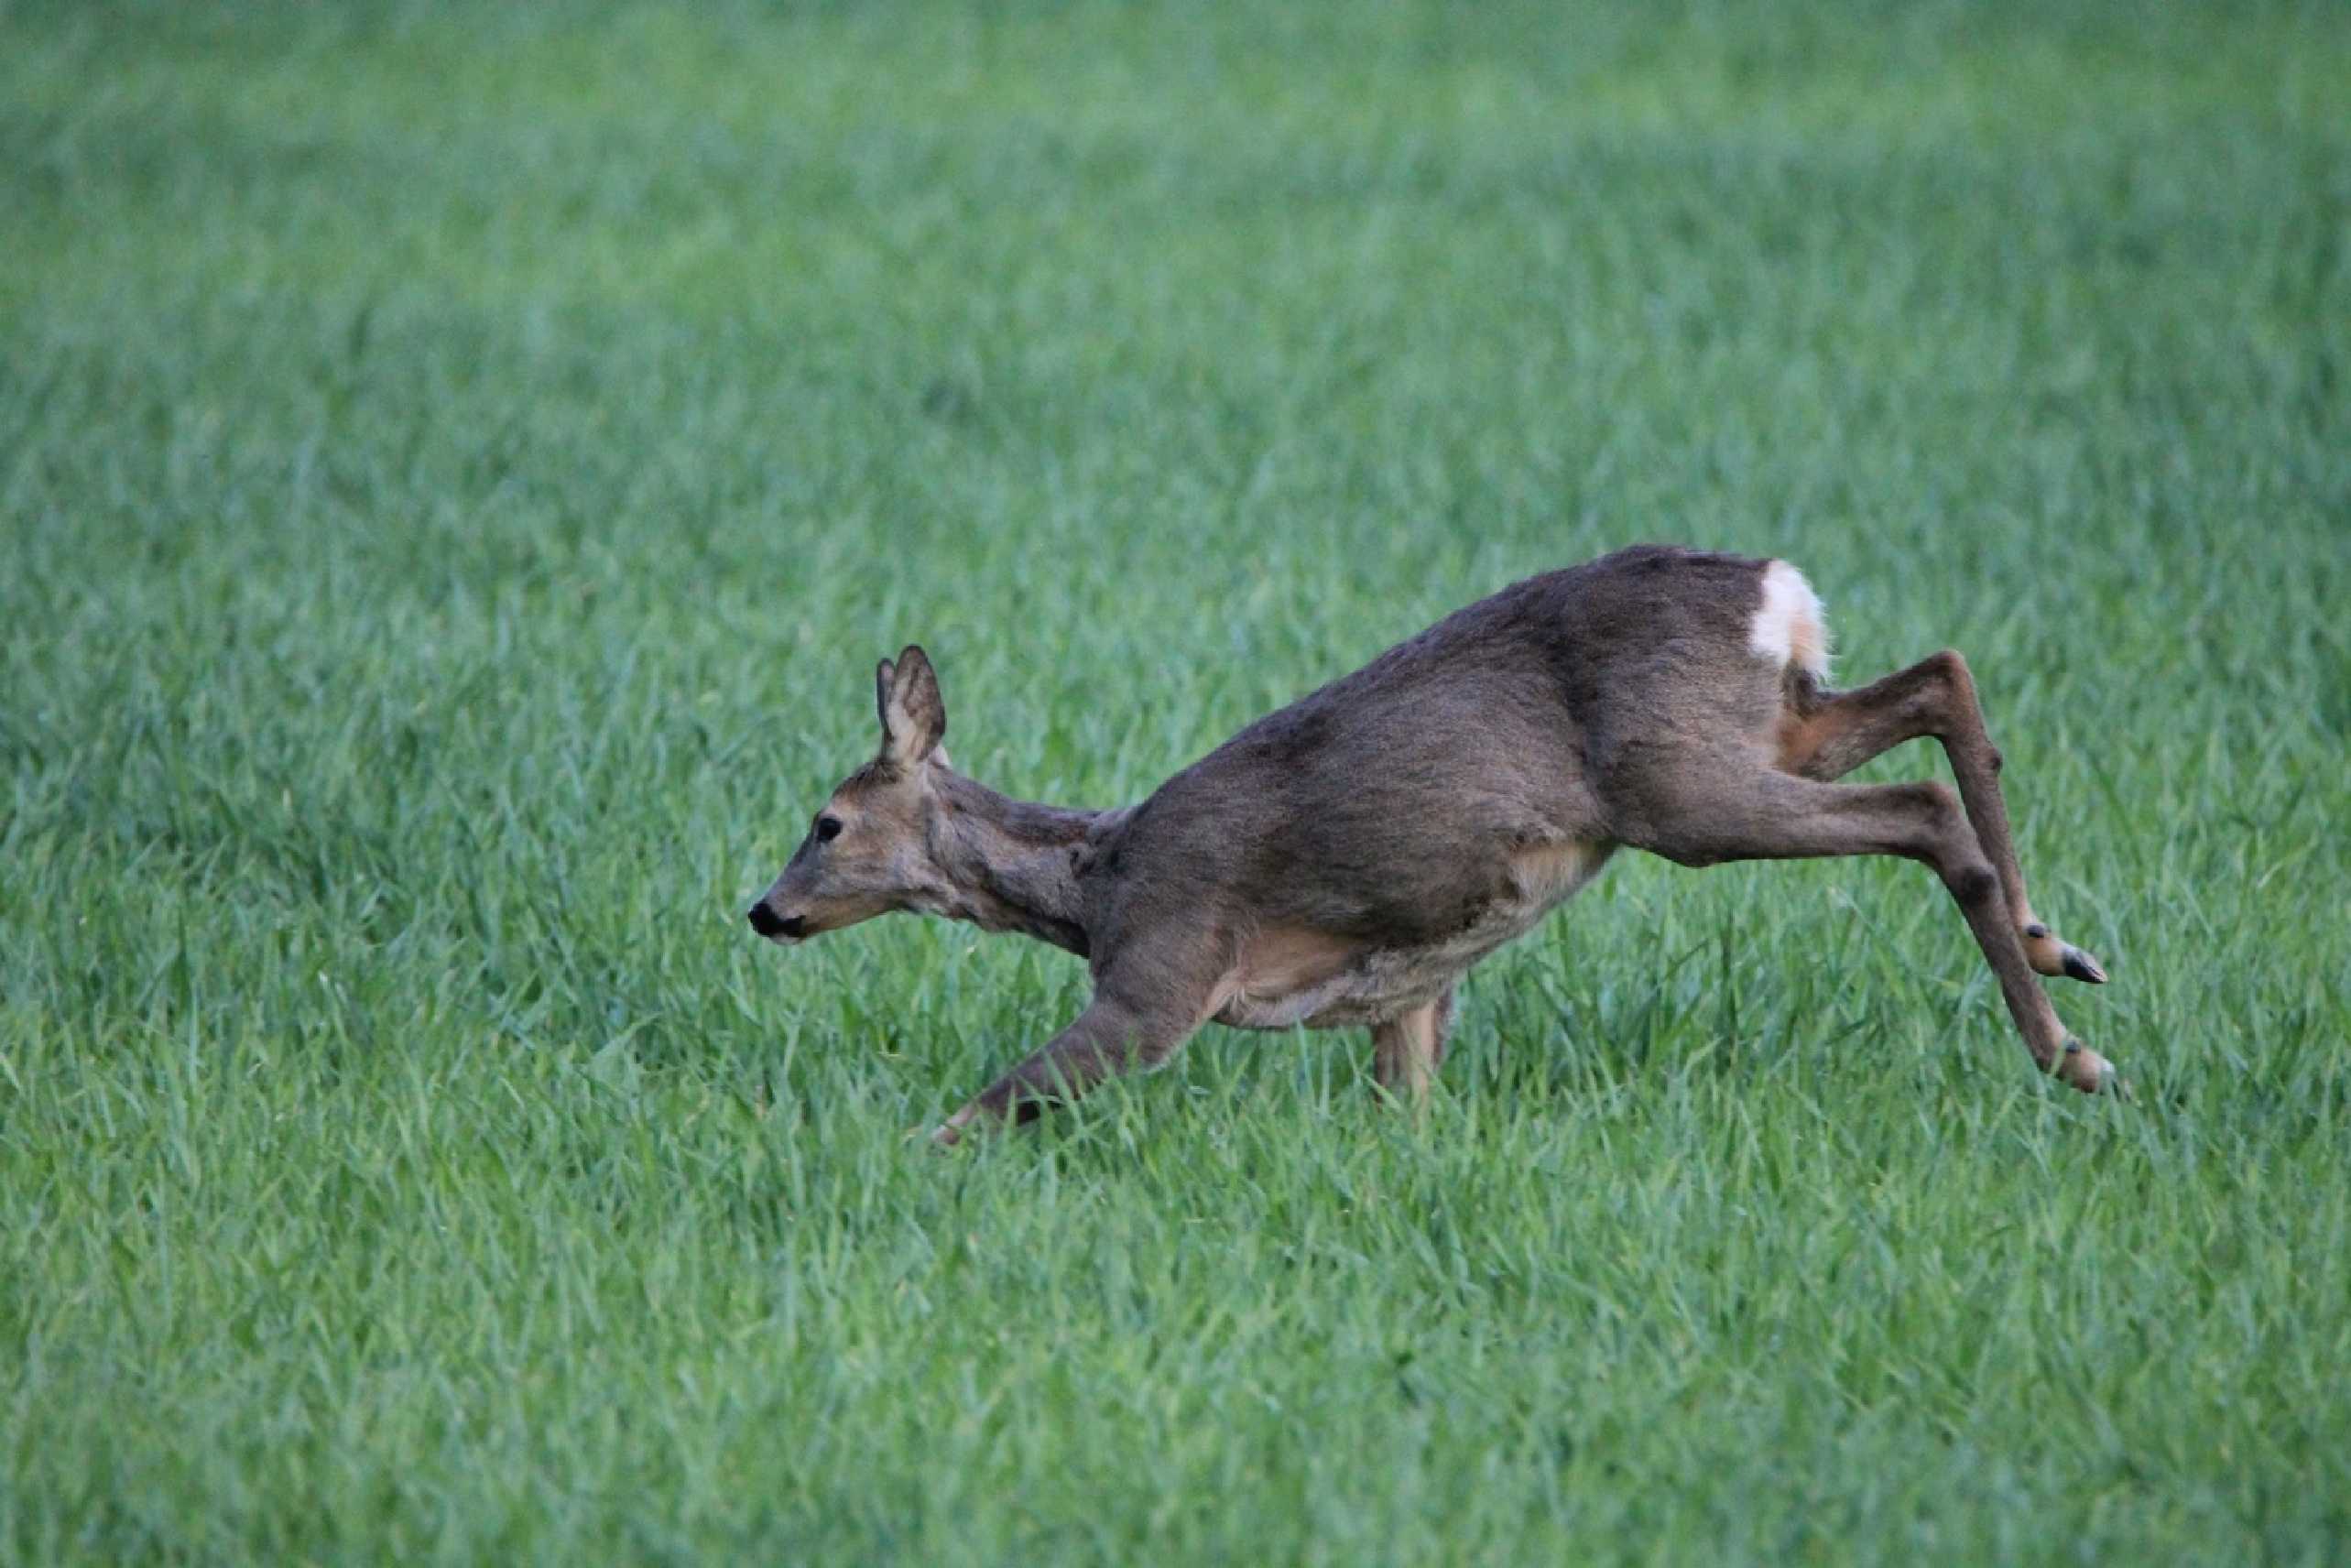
[1214,839,1616,1029]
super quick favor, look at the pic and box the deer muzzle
[746,902,808,942]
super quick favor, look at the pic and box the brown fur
[748,544,2117,1141]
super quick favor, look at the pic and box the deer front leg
[1371,986,1454,1104]
[932,992,1203,1146]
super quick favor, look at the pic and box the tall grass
[3,2,2346,1560]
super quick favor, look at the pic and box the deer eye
[815,814,844,843]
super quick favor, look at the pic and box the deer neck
[922,772,1107,957]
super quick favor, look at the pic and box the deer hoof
[2057,1039,2122,1096]
[2060,944,2107,984]
[2024,923,2106,984]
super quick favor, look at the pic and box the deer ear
[876,644,946,770]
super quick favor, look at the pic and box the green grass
[4,0,2348,1560]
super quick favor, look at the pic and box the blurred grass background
[3,2,2347,1562]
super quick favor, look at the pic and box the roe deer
[746,544,2116,1144]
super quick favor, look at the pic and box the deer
[746,544,2117,1145]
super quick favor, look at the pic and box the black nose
[747,904,809,940]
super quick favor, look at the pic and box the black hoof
[2061,945,2107,985]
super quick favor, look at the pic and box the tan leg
[1778,651,2107,985]
[1372,986,1453,1104]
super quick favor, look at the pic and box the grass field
[5,1,2349,1561]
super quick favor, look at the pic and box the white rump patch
[1749,561,1830,678]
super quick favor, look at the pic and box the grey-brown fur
[748,544,2117,1141]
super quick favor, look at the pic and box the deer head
[747,645,953,944]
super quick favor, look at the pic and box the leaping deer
[747,545,2116,1144]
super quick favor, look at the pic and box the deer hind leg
[1619,765,2116,1094]
[1776,650,2107,985]
[1371,985,1455,1104]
